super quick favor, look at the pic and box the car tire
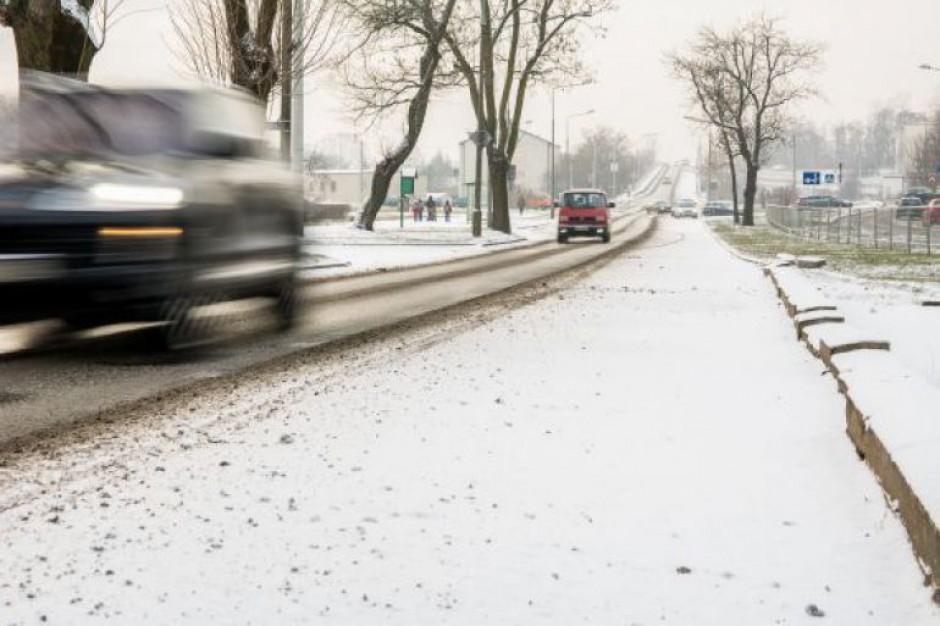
[601,232,611,243]
[159,292,212,351]
[557,233,568,244]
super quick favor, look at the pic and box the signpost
[802,170,821,185]
[400,168,417,228]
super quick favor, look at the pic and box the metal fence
[765,204,938,254]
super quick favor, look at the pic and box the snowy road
[0,218,936,624]
[0,212,651,444]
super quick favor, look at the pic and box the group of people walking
[412,195,453,223]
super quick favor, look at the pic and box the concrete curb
[765,265,940,602]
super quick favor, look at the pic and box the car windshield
[564,192,607,208]
[4,91,187,161]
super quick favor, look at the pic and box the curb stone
[765,265,940,602]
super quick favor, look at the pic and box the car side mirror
[608,201,616,208]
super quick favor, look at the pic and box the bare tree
[669,16,821,226]
[170,0,341,102]
[341,0,459,231]
[0,0,126,81]
[908,111,940,188]
[668,46,745,223]
[443,0,612,233]
[560,125,651,196]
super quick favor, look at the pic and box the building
[306,168,427,207]
[458,130,560,205]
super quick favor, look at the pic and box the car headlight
[90,184,184,209]
[29,184,184,212]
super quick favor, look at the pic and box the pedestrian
[425,195,437,222]
[517,195,526,216]
[412,197,422,222]
[443,199,453,223]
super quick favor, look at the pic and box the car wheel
[557,233,568,244]
[159,292,213,350]
[601,232,611,243]
[274,274,298,331]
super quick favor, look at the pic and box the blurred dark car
[646,199,671,214]
[896,196,926,220]
[0,77,303,348]
[452,196,469,208]
[701,200,734,216]
[796,195,853,209]
[903,186,939,206]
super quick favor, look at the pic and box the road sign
[802,171,821,185]
[824,172,836,184]
[400,167,417,196]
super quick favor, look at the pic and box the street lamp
[566,109,595,189]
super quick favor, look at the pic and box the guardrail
[766,204,938,254]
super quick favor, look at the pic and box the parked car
[896,196,926,220]
[701,200,734,216]
[796,195,852,209]
[452,196,469,208]
[556,188,613,243]
[646,200,671,214]
[672,198,698,218]
[903,186,939,206]
[0,77,303,349]
[922,199,940,225]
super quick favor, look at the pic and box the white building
[458,130,560,204]
[306,168,427,207]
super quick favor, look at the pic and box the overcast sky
[2,0,939,162]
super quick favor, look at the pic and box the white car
[673,198,698,218]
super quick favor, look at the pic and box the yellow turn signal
[97,227,184,237]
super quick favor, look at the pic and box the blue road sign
[803,171,821,185]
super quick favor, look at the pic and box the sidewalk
[0,219,935,624]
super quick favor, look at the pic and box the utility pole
[550,89,556,218]
[279,0,292,163]
[471,0,487,237]
[290,0,304,171]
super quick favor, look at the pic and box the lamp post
[566,109,595,188]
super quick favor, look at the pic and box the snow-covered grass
[0,219,935,624]
[712,222,940,282]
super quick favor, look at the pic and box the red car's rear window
[563,192,607,208]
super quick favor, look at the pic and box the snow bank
[767,264,940,599]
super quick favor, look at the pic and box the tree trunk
[742,163,759,227]
[10,4,98,81]
[487,151,511,234]
[727,154,739,225]
[357,149,408,230]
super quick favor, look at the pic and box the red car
[923,199,940,225]
[556,188,614,243]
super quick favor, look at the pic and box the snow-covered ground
[0,219,936,624]
[796,271,940,390]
